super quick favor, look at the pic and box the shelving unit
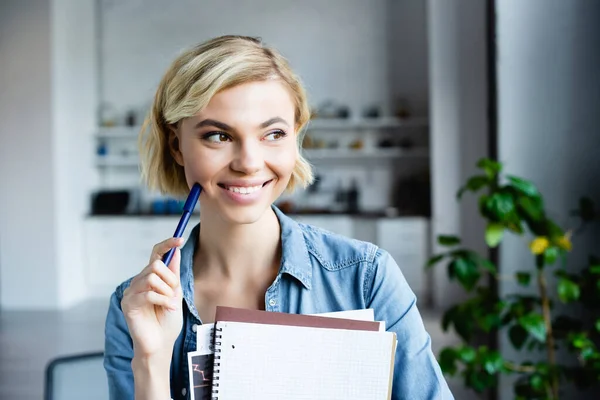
[96,156,139,168]
[96,126,140,138]
[304,147,428,160]
[306,117,428,131]
[94,117,429,170]
[95,117,429,138]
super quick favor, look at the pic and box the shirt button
[182,387,187,396]
[269,299,276,306]
[192,324,198,332]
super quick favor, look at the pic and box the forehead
[196,80,295,125]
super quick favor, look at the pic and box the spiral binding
[211,326,223,400]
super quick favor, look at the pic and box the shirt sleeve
[104,291,135,400]
[366,248,454,400]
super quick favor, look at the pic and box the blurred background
[0,0,598,399]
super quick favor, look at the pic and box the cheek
[267,144,297,178]
[179,145,221,189]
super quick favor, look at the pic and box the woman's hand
[121,237,185,361]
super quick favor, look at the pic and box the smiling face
[172,80,298,225]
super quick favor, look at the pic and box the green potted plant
[428,158,600,399]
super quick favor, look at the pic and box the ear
[168,126,184,166]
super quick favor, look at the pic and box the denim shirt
[104,207,453,400]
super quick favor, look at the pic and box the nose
[230,139,264,175]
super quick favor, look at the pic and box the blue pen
[162,183,202,267]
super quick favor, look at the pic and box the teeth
[227,185,262,194]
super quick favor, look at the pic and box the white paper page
[213,321,395,400]
[195,324,215,353]
[311,308,386,331]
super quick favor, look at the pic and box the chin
[216,202,274,225]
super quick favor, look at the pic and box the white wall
[51,0,98,308]
[0,0,60,309]
[99,0,393,120]
[0,0,97,310]
[428,0,489,308]
[497,1,600,399]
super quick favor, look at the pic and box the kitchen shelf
[95,147,428,167]
[306,117,428,131]
[96,126,140,138]
[304,147,429,159]
[96,156,140,167]
[95,117,428,138]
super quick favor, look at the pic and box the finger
[129,291,179,312]
[167,247,181,284]
[145,272,175,297]
[129,261,178,294]
[149,237,185,263]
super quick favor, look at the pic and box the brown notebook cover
[214,306,381,332]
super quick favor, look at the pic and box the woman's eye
[265,130,287,141]
[203,132,231,143]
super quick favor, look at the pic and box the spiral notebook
[209,307,396,400]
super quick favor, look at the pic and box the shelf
[96,126,140,138]
[303,147,428,160]
[96,156,140,167]
[306,117,428,131]
[95,117,428,138]
[95,148,428,167]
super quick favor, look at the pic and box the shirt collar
[179,205,313,319]
[272,205,312,290]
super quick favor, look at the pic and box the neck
[195,206,281,281]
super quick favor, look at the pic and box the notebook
[209,307,396,400]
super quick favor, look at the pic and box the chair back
[44,352,107,400]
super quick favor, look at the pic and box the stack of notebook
[187,307,396,400]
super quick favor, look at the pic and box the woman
[104,35,453,400]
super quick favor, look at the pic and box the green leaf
[438,348,458,375]
[580,346,596,361]
[438,235,460,246]
[508,324,529,350]
[442,306,458,332]
[544,247,559,265]
[518,313,546,343]
[545,219,565,238]
[477,158,502,179]
[530,374,544,391]
[507,175,539,197]
[480,312,501,332]
[517,195,544,222]
[483,351,504,374]
[457,346,476,363]
[485,223,505,248]
[516,272,531,286]
[571,333,588,349]
[457,175,490,199]
[452,307,476,342]
[480,259,497,273]
[426,254,445,268]
[485,192,515,221]
[558,278,580,303]
[595,319,600,333]
[589,256,600,274]
[453,257,481,291]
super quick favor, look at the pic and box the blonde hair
[139,35,314,197]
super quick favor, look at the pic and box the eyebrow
[193,117,290,131]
